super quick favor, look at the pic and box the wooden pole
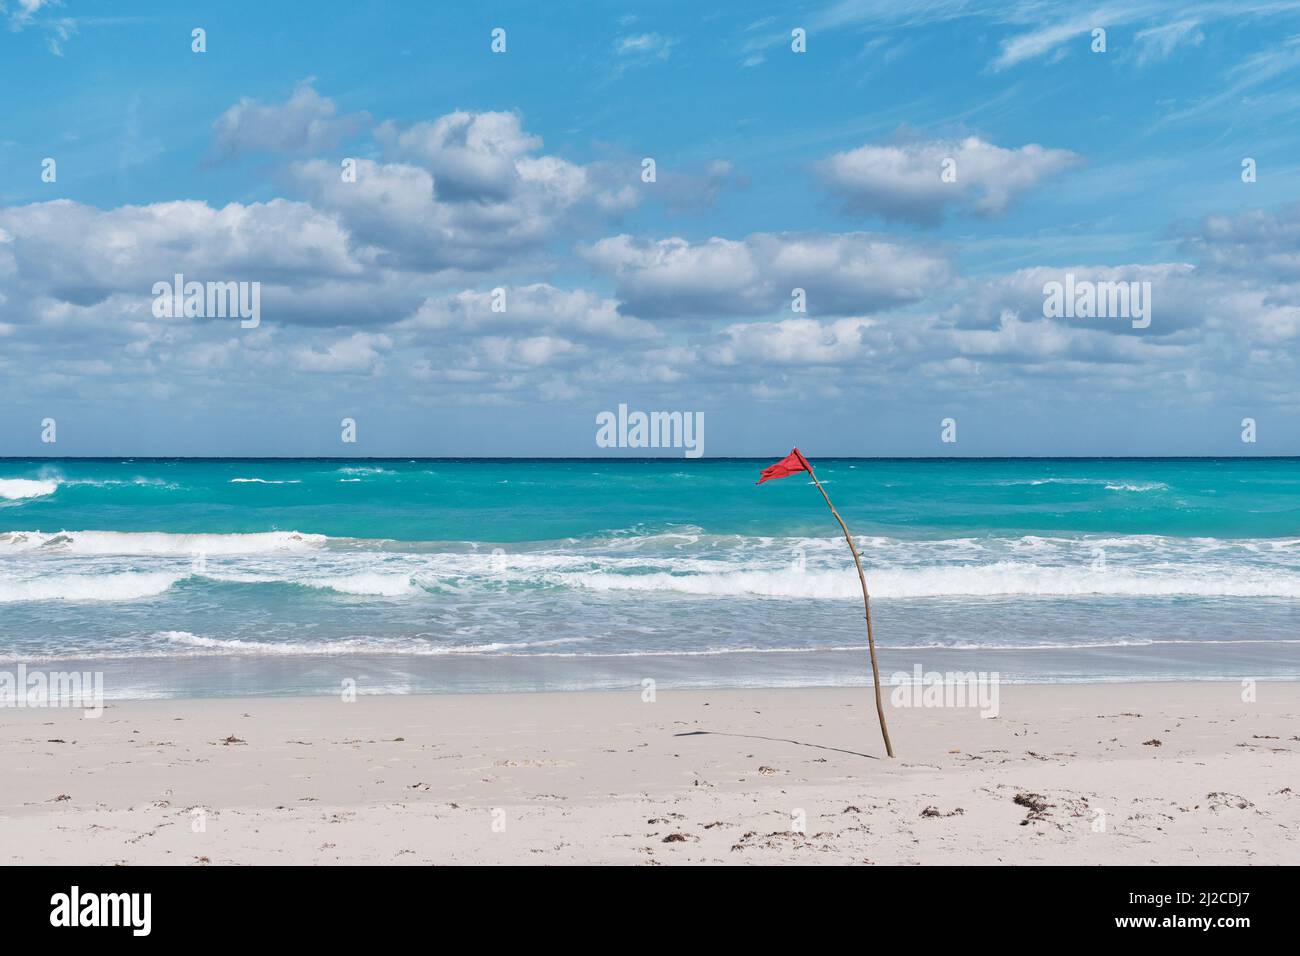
[800,457,894,758]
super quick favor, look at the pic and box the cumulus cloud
[0,105,646,346]
[814,136,1079,225]
[950,263,1200,336]
[292,332,391,373]
[376,111,545,202]
[0,198,364,311]
[2,188,1294,417]
[4,78,1300,429]
[1187,204,1300,280]
[582,232,951,319]
[289,156,574,273]
[399,284,656,341]
[210,82,370,161]
[287,109,635,272]
[477,334,583,368]
[375,110,637,213]
[946,313,1167,365]
[708,317,879,366]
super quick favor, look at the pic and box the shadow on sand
[673,730,880,760]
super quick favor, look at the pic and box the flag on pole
[756,448,811,484]
[755,447,896,757]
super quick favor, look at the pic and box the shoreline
[2,681,1296,864]
[8,642,1298,704]
[6,670,1300,706]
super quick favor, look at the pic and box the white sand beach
[1,682,1295,865]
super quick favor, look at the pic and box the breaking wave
[0,529,327,555]
[0,479,58,500]
[0,571,184,603]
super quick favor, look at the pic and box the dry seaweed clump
[1014,792,1052,824]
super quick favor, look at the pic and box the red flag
[756,448,812,484]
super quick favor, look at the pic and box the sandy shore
[1,682,1296,865]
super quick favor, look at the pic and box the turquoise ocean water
[1,458,1297,698]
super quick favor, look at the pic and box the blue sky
[3,0,1300,456]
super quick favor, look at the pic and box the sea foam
[0,571,184,603]
[0,529,326,555]
[556,561,1300,599]
[0,479,58,500]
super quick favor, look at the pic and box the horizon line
[3,455,1298,462]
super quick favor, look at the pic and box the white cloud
[377,111,545,201]
[799,0,1286,75]
[5,73,1300,429]
[477,335,582,368]
[399,284,657,341]
[210,82,369,160]
[951,263,1199,335]
[583,232,951,318]
[290,156,578,273]
[947,313,1160,363]
[292,332,391,373]
[286,109,634,272]
[616,32,676,59]
[3,0,77,55]
[6,0,57,28]
[815,136,1079,224]
[990,10,1103,71]
[0,198,364,311]
[708,317,878,365]
[1190,204,1300,280]
[1134,19,1204,65]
